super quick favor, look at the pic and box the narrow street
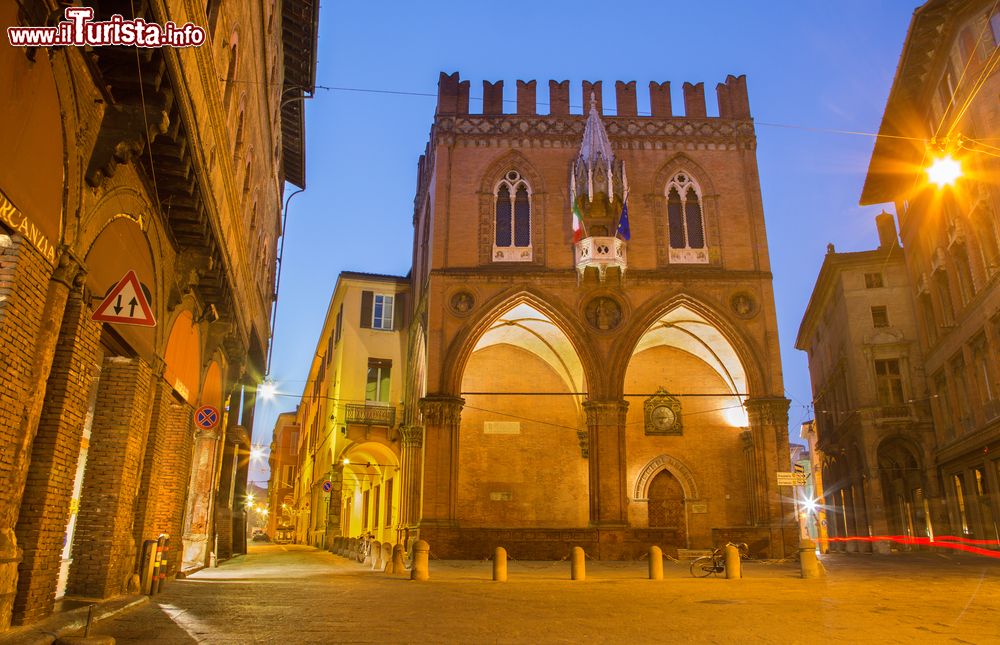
[75,545,999,644]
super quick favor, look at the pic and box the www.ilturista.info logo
[7,7,205,48]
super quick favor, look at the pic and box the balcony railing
[574,236,626,282]
[345,403,396,427]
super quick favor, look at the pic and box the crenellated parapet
[435,71,751,120]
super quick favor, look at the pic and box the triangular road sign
[92,270,156,327]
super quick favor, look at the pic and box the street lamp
[926,154,962,187]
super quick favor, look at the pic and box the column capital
[583,399,628,427]
[400,424,425,448]
[744,397,791,427]
[51,245,86,290]
[419,395,464,428]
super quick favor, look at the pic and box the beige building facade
[797,215,940,552]
[0,0,317,630]
[861,0,1000,545]
[396,73,795,559]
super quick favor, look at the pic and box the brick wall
[66,356,151,599]
[12,289,100,624]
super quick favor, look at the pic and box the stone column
[12,283,100,625]
[744,397,792,557]
[0,243,76,630]
[398,425,425,542]
[182,427,220,569]
[417,396,463,527]
[583,400,629,526]
[66,356,152,599]
[865,470,891,552]
[214,437,237,560]
[325,465,343,548]
[213,389,241,560]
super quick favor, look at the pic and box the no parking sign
[195,405,220,430]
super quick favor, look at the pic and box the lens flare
[926,155,962,187]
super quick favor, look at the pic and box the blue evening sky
[249,0,917,483]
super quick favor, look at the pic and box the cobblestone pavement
[78,544,999,644]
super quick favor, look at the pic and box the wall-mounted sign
[91,270,155,327]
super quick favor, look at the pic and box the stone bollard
[411,540,430,581]
[493,547,508,582]
[381,543,393,573]
[799,539,825,579]
[364,542,373,566]
[724,544,741,579]
[371,542,383,570]
[648,546,663,580]
[570,546,585,581]
[391,544,408,577]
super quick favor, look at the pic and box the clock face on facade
[651,404,676,431]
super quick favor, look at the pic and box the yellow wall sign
[0,188,57,265]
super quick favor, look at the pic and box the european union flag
[616,201,631,241]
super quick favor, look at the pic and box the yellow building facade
[291,272,409,548]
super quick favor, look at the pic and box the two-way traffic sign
[92,270,155,327]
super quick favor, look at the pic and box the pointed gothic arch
[610,293,767,399]
[633,453,700,501]
[440,288,599,396]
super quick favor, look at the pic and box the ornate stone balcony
[574,236,626,282]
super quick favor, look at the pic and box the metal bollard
[493,547,508,582]
[411,540,430,581]
[799,539,825,579]
[648,546,663,580]
[381,543,392,573]
[570,546,585,581]
[724,544,741,579]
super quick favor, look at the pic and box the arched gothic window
[666,172,708,264]
[493,170,532,262]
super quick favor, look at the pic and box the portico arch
[633,454,700,501]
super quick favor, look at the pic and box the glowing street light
[259,379,277,400]
[250,444,266,461]
[802,498,818,514]
[926,154,962,187]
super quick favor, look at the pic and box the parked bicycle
[689,542,750,577]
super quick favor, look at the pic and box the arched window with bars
[493,170,532,262]
[665,172,708,264]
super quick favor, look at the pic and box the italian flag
[572,197,586,243]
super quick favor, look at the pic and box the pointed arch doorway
[647,470,686,534]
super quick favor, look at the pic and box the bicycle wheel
[689,555,716,577]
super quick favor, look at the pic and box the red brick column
[66,356,152,599]
[583,400,629,526]
[132,373,172,553]
[11,286,100,625]
[417,396,464,527]
[0,234,64,629]
[158,400,194,577]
